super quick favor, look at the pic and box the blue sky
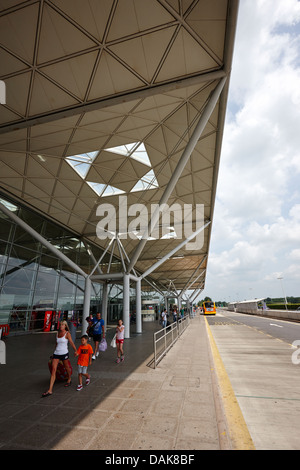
[200,0,300,303]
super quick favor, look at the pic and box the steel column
[136,278,142,334]
[140,220,211,279]
[101,282,108,333]
[178,295,182,311]
[127,77,227,273]
[82,277,92,335]
[123,273,130,339]
[83,241,103,275]
[89,238,114,277]
[183,270,205,293]
[181,255,207,293]
[190,288,203,303]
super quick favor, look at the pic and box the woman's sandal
[41,391,52,398]
[64,381,72,387]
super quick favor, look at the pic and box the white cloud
[289,249,300,261]
[201,0,300,302]
[290,204,300,220]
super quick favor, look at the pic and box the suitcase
[48,356,73,381]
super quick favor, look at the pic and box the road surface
[206,309,300,450]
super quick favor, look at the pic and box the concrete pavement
[0,314,240,451]
[5,308,298,451]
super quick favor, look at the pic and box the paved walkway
[0,314,238,451]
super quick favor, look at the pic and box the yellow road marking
[205,317,256,450]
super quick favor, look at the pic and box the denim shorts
[78,365,88,374]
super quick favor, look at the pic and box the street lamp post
[277,276,288,311]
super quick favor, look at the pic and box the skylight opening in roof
[105,142,137,156]
[130,143,151,166]
[86,181,106,196]
[0,198,18,212]
[161,230,178,239]
[65,146,157,197]
[105,142,151,166]
[102,185,125,197]
[130,169,159,193]
[65,151,98,178]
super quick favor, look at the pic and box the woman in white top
[115,319,125,364]
[42,320,77,397]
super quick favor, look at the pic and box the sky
[200,0,300,303]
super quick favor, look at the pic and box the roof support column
[123,273,130,339]
[127,77,227,272]
[178,295,182,311]
[140,220,211,279]
[181,255,207,293]
[82,241,103,276]
[82,277,92,335]
[187,300,191,316]
[102,282,108,334]
[89,238,114,277]
[182,270,205,295]
[136,278,142,334]
[190,288,202,303]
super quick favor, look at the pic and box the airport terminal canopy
[0,0,239,297]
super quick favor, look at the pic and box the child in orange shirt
[76,334,93,391]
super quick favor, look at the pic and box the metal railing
[153,314,191,368]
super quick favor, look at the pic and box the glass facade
[0,194,163,333]
[0,194,101,332]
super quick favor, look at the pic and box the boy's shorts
[78,365,88,374]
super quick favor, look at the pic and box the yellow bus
[202,301,216,315]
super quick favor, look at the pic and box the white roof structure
[235,298,266,314]
[237,298,266,304]
[0,0,240,298]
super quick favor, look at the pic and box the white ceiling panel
[0,0,239,293]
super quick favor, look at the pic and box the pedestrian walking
[85,315,93,340]
[91,312,105,360]
[76,334,93,391]
[161,309,167,328]
[116,319,125,363]
[172,308,177,323]
[42,320,77,397]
